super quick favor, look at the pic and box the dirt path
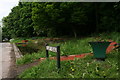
[17,60,40,76]
[16,53,93,76]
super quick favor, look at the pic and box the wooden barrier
[45,44,60,69]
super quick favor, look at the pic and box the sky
[0,0,19,22]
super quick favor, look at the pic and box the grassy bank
[13,32,120,78]
[16,37,94,65]
[18,50,119,78]
[16,32,120,65]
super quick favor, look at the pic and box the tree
[2,2,120,38]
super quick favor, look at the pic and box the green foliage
[18,50,119,78]
[53,38,93,56]
[2,2,34,38]
[16,32,120,65]
[16,51,45,65]
[16,32,119,78]
[2,3,120,38]
[16,37,93,65]
[17,44,39,55]
[98,32,120,43]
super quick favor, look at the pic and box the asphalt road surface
[0,43,16,79]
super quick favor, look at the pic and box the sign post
[45,44,49,58]
[45,44,60,69]
[56,46,60,69]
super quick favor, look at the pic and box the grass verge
[16,32,120,65]
[15,32,120,78]
[16,37,94,65]
[18,50,119,78]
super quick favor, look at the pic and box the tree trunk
[73,29,77,38]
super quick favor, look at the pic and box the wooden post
[45,44,61,69]
[45,44,49,58]
[56,46,60,69]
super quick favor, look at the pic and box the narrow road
[0,43,17,79]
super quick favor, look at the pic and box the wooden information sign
[45,44,60,69]
[46,46,57,52]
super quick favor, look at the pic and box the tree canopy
[2,2,120,38]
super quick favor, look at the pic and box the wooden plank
[46,46,57,52]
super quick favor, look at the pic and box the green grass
[16,37,95,65]
[15,32,120,78]
[16,51,45,65]
[18,50,119,78]
[98,32,120,43]
[16,32,120,65]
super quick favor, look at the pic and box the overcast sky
[0,0,19,21]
